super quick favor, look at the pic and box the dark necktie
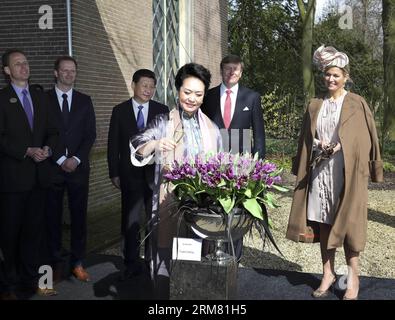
[136,105,144,131]
[22,89,34,129]
[62,93,69,127]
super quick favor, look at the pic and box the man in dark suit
[0,49,59,299]
[46,56,96,283]
[107,69,168,279]
[201,54,265,158]
[201,54,266,261]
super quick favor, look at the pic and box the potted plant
[163,152,286,259]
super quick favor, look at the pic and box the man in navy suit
[46,56,96,283]
[107,69,168,279]
[201,54,266,261]
[0,49,59,299]
[201,54,265,158]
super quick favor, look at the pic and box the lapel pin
[10,97,17,103]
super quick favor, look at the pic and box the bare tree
[382,0,395,152]
[297,0,316,103]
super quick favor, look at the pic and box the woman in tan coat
[286,45,383,300]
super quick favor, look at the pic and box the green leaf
[244,188,252,198]
[218,179,226,187]
[218,196,235,214]
[195,189,207,194]
[173,182,196,191]
[264,192,280,209]
[242,198,263,220]
[272,185,288,192]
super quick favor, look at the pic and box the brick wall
[192,0,228,88]
[72,0,153,149]
[71,0,154,221]
[0,0,68,89]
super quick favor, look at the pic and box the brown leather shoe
[36,287,58,297]
[0,292,18,300]
[53,267,63,284]
[71,266,90,282]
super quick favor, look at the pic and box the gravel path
[241,172,395,279]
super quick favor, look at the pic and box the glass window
[153,0,180,108]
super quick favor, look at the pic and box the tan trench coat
[286,92,383,252]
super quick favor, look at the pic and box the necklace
[328,89,346,102]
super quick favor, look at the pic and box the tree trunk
[382,0,395,153]
[362,0,369,44]
[298,0,316,104]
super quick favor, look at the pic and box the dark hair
[220,54,244,71]
[132,69,157,85]
[54,55,77,71]
[175,63,211,94]
[2,48,26,69]
[30,83,44,92]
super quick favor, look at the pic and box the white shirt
[54,86,80,166]
[132,98,149,127]
[220,83,239,122]
[55,86,73,112]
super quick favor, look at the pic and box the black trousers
[120,179,152,272]
[46,170,89,268]
[0,187,46,291]
[0,256,6,293]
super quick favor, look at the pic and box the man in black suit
[0,49,59,299]
[107,69,168,279]
[46,56,96,283]
[201,54,266,261]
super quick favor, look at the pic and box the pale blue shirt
[11,83,34,116]
[180,110,202,158]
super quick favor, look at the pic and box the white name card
[172,237,202,261]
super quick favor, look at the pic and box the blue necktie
[22,89,34,129]
[136,105,144,131]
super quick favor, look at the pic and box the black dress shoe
[118,268,142,281]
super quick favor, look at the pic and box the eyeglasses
[13,61,29,67]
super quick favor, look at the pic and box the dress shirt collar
[11,83,32,108]
[55,86,73,99]
[11,82,29,95]
[131,98,149,110]
[220,82,239,97]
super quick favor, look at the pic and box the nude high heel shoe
[312,274,337,298]
[343,287,359,300]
